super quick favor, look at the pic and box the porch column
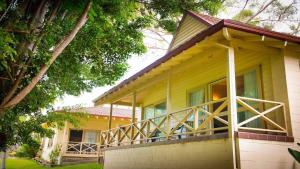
[166,76,171,138]
[226,47,238,135]
[108,103,113,130]
[131,92,136,144]
[131,92,136,123]
[107,103,113,146]
[226,46,238,169]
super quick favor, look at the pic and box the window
[236,69,261,128]
[69,129,83,142]
[188,87,206,126]
[84,131,97,143]
[144,102,166,123]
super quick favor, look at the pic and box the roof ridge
[186,10,221,26]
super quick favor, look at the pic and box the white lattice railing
[100,98,229,147]
[236,96,288,133]
[65,142,101,155]
[99,96,288,147]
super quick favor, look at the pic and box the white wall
[238,139,294,169]
[284,50,300,169]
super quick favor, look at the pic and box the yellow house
[94,11,300,169]
[40,106,135,164]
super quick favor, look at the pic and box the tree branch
[1,0,92,111]
[246,0,276,23]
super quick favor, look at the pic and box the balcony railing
[99,97,288,147]
[65,142,104,155]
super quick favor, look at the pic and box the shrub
[16,141,40,158]
[49,144,61,164]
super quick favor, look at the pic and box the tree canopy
[0,0,223,113]
[0,0,224,153]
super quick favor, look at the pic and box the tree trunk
[0,1,92,112]
[1,150,6,169]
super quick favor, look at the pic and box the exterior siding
[284,50,300,141]
[170,15,208,50]
[141,49,276,114]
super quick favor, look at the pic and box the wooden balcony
[99,96,288,147]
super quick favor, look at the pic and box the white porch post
[226,47,238,169]
[166,76,172,137]
[107,103,113,146]
[108,103,113,130]
[131,92,136,123]
[131,92,136,144]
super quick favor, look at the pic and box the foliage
[0,108,81,151]
[49,144,62,164]
[0,0,224,112]
[228,0,299,34]
[15,141,40,158]
[0,0,224,155]
[6,158,102,169]
[288,143,300,163]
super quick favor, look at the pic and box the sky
[54,0,299,109]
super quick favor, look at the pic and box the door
[68,129,83,152]
[209,79,228,132]
[209,69,262,132]
[83,131,98,153]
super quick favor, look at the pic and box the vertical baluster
[117,127,121,146]
[79,142,82,154]
[282,103,289,135]
[194,108,199,133]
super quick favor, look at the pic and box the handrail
[65,141,103,155]
[99,96,288,148]
[236,96,287,134]
[100,98,229,147]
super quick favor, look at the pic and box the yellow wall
[140,48,277,114]
[170,15,208,50]
[104,138,233,169]
[41,115,132,161]
[67,115,131,131]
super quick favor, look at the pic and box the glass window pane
[154,102,166,117]
[84,131,97,143]
[144,106,154,120]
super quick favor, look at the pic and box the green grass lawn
[5,158,103,169]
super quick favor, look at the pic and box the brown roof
[94,11,300,103]
[68,106,134,118]
[187,11,220,25]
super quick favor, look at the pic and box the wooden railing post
[79,142,83,154]
[194,108,199,131]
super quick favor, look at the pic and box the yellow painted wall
[140,48,277,114]
[170,15,208,50]
[104,138,233,169]
[41,115,132,161]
